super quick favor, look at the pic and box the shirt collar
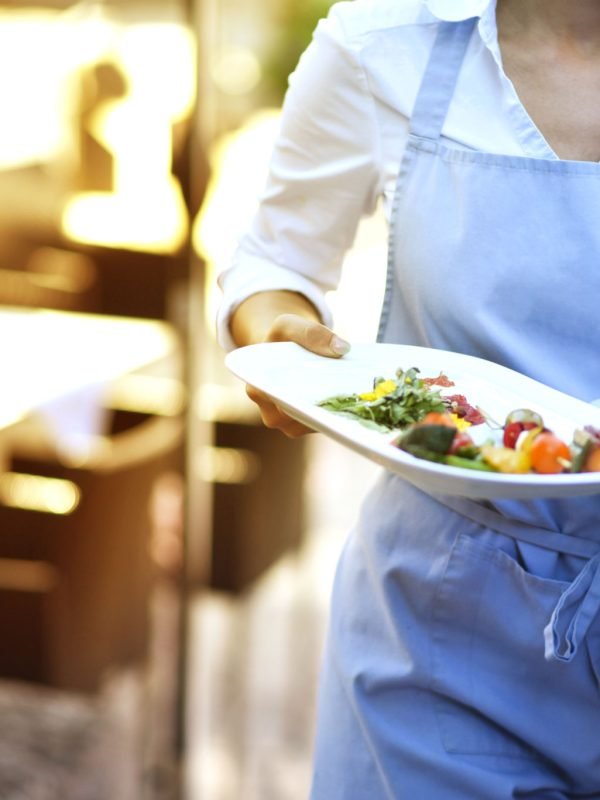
[424,0,499,56]
[424,0,495,22]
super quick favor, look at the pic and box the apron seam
[408,137,600,174]
[377,143,418,342]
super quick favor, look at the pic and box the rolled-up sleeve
[216,9,383,351]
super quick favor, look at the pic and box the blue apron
[311,18,600,799]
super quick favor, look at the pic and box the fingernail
[331,336,351,356]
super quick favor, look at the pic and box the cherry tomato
[449,431,475,454]
[503,421,523,449]
[503,420,543,449]
[529,432,571,474]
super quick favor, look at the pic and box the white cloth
[216,0,557,350]
[36,380,110,462]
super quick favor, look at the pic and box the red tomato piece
[503,421,523,449]
[503,420,541,449]
[449,431,474,454]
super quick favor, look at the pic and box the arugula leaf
[318,367,446,431]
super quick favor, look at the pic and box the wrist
[230,290,322,347]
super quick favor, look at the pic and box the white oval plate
[225,342,600,499]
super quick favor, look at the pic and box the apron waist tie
[433,493,600,663]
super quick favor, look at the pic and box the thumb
[268,314,351,358]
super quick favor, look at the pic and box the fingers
[246,384,314,438]
[242,313,349,437]
[267,314,350,358]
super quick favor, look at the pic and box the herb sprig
[317,367,446,431]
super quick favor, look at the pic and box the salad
[317,366,600,475]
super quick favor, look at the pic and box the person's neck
[497,0,600,57]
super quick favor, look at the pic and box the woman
[217,0,600,797]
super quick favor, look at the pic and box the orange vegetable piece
[583,446,600,473]
[420,412,456,427]
[529,432,571,474]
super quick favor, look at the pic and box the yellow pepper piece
[450,414,472,431]
[481,444,531,474]
[359,379,397,402]
[517,425,544,454]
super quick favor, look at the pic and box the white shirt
[216,0,558,350]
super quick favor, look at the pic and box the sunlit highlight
[195,446,261,485]
[195,383,256,423]
[0,8,196,254]
[62,22,196,253]
[0,472,81,515]
[0,11,74,169]
[110,374,187,417]
[62,177,189,254]
[211,48,262,96]
[192,109,282,336]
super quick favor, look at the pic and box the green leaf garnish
[317,367,446,432]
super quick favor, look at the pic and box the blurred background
[0,1,385,798]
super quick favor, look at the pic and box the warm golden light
[109,374,187,417]
[195,383,257,423]
[0,6,195,253]
[62,179,189,254]
[192,109,282,335]
[0,10,74,169]
[0,6,117,170]
[0,472,81,515]
[0,3,196,253]
[0,309,178,431]
[119,23,196,120]
[62,22,196,253]
[211,48,262,96]
[195,446,261,485]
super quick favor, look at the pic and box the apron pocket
[430,531,598,760]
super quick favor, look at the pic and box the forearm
[229,290,323,347]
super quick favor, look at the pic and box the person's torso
[377,15,600,531]
[333,0,600,215]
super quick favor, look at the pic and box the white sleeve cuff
[216,254,334,352]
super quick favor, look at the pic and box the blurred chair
[208,420,306,593]
[193,384,307,594]
[0,408,184,692]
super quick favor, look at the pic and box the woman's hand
[248,312,350,437]
[229,292,351,438]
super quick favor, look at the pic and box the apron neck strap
[409,18,478,141]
